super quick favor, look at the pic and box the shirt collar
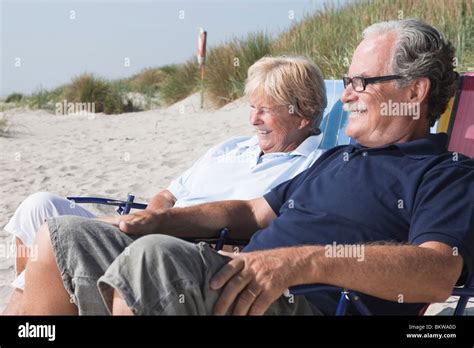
[349,133,449,158]
[236,136,259,149]
[290,134,323,157]
[236,134,323,158]
[394,133,448,158]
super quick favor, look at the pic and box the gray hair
[363,19,458,126]
[245,56,327,135]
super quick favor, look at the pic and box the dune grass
[28,87,52,110]
[6,0,472,113]
[159,59,200,105]
[273,0,473,78]
[203,32,272,107]
[0,115,10,137]
[154,0,473,106]
[5,93,23,104]
[62,74,110,113]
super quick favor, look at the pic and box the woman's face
[249,95,310,154]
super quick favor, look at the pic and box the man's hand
[96,210,161,236]
[210,249,297,315]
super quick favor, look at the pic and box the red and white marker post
[197,28,207,109]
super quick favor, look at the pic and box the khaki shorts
[47,215,321,315]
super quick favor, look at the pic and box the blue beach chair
[68,78,474,315]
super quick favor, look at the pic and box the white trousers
[3,192,96,290]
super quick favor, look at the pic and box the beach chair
[67,76,474,315]
[446,72,474,157]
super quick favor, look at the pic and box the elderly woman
[5,55,327,314]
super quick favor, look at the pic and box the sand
[0,93,251,311]
[0,94,472,314]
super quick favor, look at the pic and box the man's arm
[294,241,463,303]
[118,197,277,240]
[145,189,177,212]
[211,241,463,315]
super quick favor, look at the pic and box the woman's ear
[298,117,311,130]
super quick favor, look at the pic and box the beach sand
[0,94,250,311]
[0,95,472,314]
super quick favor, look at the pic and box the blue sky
[0,0,346,96]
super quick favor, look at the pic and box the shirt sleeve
[167,137,245,200]
[167,145,218,199]
[167,165,197,200]
[409,162,474,282]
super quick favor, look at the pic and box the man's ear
[409,77,431,104]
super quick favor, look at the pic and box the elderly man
[20,19,473,316]
[3,55,326,314]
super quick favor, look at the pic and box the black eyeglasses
[343,75,404,92]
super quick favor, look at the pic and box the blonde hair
[244,56,327,134]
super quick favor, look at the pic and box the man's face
[341,31,421,147]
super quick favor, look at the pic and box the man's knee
[125,235,228,280]
[124,234,210,278]
[49,215,111,245]
[127,234,190,260]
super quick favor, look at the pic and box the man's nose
[341,83,358,104]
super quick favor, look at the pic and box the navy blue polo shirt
[243,133,474,315]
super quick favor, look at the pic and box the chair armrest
[66,195,148,214]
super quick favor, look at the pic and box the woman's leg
[1,237,30,315]
[3,192,96,314]
[14,237,30,276]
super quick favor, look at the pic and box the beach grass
[62,74,110,113]
[28,87,52,110]
[5,93,23,104]
[273,0,473,78]
[7,0,472,113]
[203,32,272,107]
[127,67,169,95]
[0,115,10,137]
[202,0,472,105]
[159,59,199,105]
